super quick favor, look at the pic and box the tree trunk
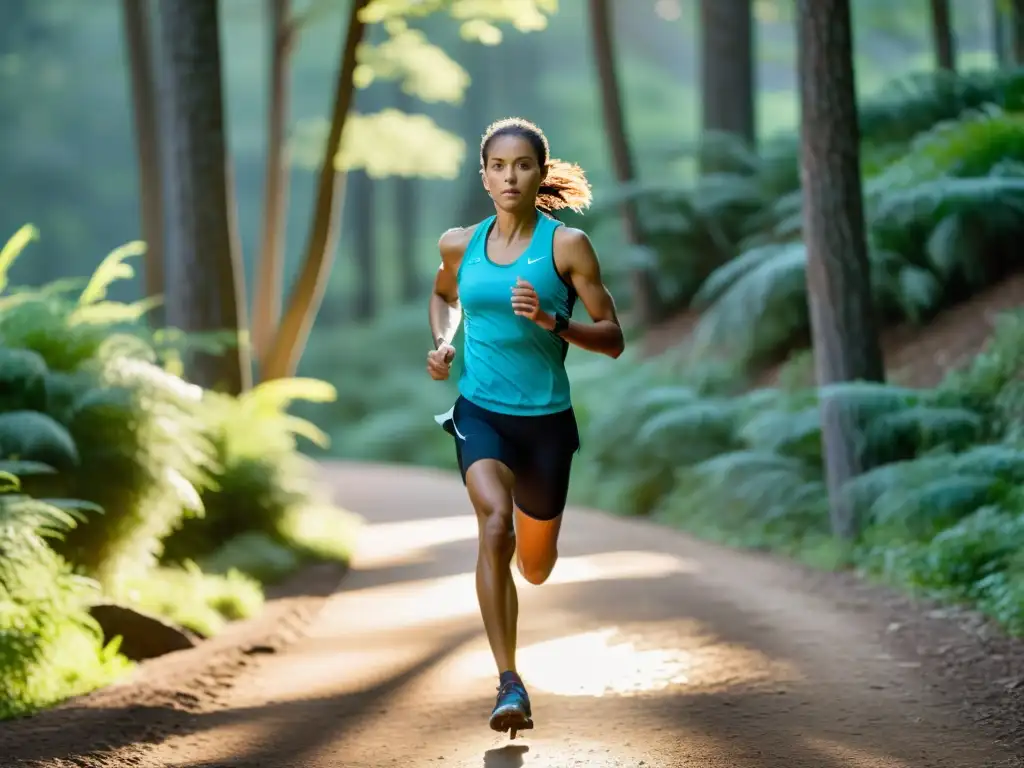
[699,0,755,159]
[1014,0,1024,64]
[261,0,369,381]
[252,0,295,370]
[795,0,885,542]
[121,0,165,326]
[994,0,1010,67]
[588,0,659,326]
[351,169,377,320]
[395,87,419,302]
[929,0,956,72]
[155,0,251,394]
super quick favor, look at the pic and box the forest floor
[2,462,1023,768]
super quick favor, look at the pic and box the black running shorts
[439,395,581,521]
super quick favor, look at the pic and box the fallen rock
[89,603,201,661]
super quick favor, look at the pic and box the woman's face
[481,134,547,213]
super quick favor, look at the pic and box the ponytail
[537,158,592,215]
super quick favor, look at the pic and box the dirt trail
[3,462,1023,767]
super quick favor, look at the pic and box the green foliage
[160,377,361,579]
[0,473,131,721]
[298,303,460,469]
[596,69,1024,359]
[573,306,1024,635]
[0,230,363,717]
[115,562,265,638]
[290,0,558,180]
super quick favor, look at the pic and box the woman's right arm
[428,227,471,349]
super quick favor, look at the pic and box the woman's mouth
[502,190,521,197]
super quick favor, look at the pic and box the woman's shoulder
[552,224,592,252]
[438,222,485,261]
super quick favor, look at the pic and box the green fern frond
[69,296,162,327]
[691,242,788,308]
[237,377,337,415]
[77,240,145,307]
[862,405,986,464]
[0,411,79,471]
[0,224,39,296]
[689,241,808,361]
[634,398,738,466]
[0,461,56,477]
[738,405,822,463]
[870,474,1001,540]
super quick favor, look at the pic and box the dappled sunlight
[444,622,801,699]
[336,549,698,635]
[801,737,915,767]
[351,514,478,569]
[535,549,701,586]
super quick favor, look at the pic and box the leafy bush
[160,377,361,579]
[0,470,130,720]
[572,306,1024,634]
[0,233,211,587]
[0,225,361,717]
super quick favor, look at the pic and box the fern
[0,478,130,720]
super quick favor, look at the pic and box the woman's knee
[517,551,557,585]
[479,500,515,560]
[514,509,562,585]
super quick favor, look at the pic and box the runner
[426,117,625,737]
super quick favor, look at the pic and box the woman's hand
[511,277,554,330]
[426,344,456,380]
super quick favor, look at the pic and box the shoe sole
[489,706,534,739]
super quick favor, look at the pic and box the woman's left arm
[548,227,625,359]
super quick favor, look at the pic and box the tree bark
[261,0,369,381]
[252,0,295,370]
[994,0,1010,67]
[1014,0,1024,64]
[155,0,251,394]
[699,0,755,159]
[796,0,885,541]
[929,0,956,72]
[351,169,377,320]
[588,0,659,326]
[395,86,419,302]
[121,0,165,326]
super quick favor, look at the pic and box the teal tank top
[457,211,576,416]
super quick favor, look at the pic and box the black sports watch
[552,312,570,336]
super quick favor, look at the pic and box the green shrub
[572,304,1024,634]
[0,232,212,587]
[160,377,360,581]
[0,471,131,720]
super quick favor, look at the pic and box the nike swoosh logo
[527,255,547,264]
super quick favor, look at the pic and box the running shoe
[489,678,534,735]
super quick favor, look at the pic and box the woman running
[426,117,625,737]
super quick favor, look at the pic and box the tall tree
[929,0,956,72]
[260,0,368,380]
[1014,0,1024,63]
[121,0,165,326]
[588,0,658,326]
[698,0,755,161]
[394,86,419,302]
[796,0,885,541]
[252,0,296,368]
[155,0,251,394]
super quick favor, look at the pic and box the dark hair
[479,117,592,215]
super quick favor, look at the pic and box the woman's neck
[492,206,538,246]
